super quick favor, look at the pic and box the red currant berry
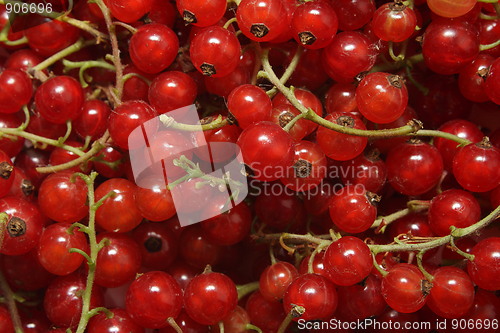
[0,68,33,114]
[227,84,272,129]
[177,0,226,27]
[330,0,375,31]
[356,73,408,124]
[467,237,500,291]
[453,138,500,193]
[126,271,183,328]
[88,308,145,333]
[427,0,477,18]
[459,54,495,103]
[132,221,179,270]
[372,2,417,42]
[184,268,238,325]
[74,100,112,141]
[107,0,153,23]
[386,139,444,196]
[324,236,373,286]
[236,0,286,42]
[259,261,299,302]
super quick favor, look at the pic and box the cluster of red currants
[1,0,500,333]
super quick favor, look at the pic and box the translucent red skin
[24,15,80,56]
[237,121,295,182]
[331,0,375,31]
[236,0,286,42]
[428,189,481,237]
[0,197,42,256]
[381,263,427,314]
[372,3,417,42]
[107,0,153,23]
[192,116,241,163]
[179,224,225,268]
[427,0,476,19]
[283,273,338,322]
[87,308,145,333]
[426,266,475,319]
[434,119,484,171]
[458,54,495,103]
[422,19,480,75]
[0,68,33,114]
[228,84,272,129]
[259,262,299,302]
[93,147,126,179]
[201,197,252,246]
[386,141,444,196]
[148,71,197,114]
[126,271,183,329]
[336,274,386,322]
[341,152,387,194]
[176,0,226,27]
[285,48,330,92]
[74,100,112,141]
[475,18,500,59]
[280,140,327,192]
[329,185,377,234]
[0,114,25,156]
[107,100,158,150]
[14,148,51,190]
[190,26,241,77]
[38,170,89,223]
[453,143,500,193]
[184,272,238,325]
[356,72,408,124]
[316,112,368,161]
[325,82,358,115]
[95,178,143,233]
[166,258,200,290]
[132,221,179,270]
[255,186,301,229]
[35,76,84,124]
[245,290,287,331]
[0,248,55,291]
[322,31,378,83]
[129,23,178,74]
[485,57,500,105]
[135,175,176,222]
[468,237,500,291]
[44,273,104,329]
[4,49,44,73]
[459,288,500,330]
[291,1,338,49]
[37,223,88,276]
[324,236,373,286]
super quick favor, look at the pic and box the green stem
[218,321,224,333]
[71,172,106,333]
[246,324,263,333]
[166,317,183,333]
[307,242,330,274]
[160,114,228,132]
[269,243,277,265]
[449,228,475,261]
[277,306,304,333]
[266,44,305,98]
[0,256,24,333]
[223,17,237,30]
[416,251,434,282]
[388,41,401,62]
[237,281,260,300]
[411,130,472,146]
[371,252,388,277]
[479,12,499,20]
[405,66,429,95]
[371,200,430,232]
[33,38,95,72]
[283,112,305,132]
[113,22,137,34]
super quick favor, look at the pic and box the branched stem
[160,114,228,132]
[32,38,96,72]
[237,281,260,300]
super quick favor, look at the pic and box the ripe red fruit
[372,2,417,42]
[467,237,500,291]
[177,0,226,27]
[236,0,286,42]
[0,68,33,114]
[291,1,338,49]
[107,0,153,23]
[227,84,272,129]
[259,262,299,302]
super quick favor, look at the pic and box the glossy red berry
[0,68,33,114]
[453,139,500,193]
[426,266,475,318]
[184,269,238,325]
[260,262,299,302]
[35,76,84,124]
[330,0,375,31]
[427,0,477,18]
[324,236,373,286]
[372,2,417,42]
[74,99,112,141]
[329,185,379,234]
[459,54,495,103]
[148,71,197,114]
[484,57,500,105]
[88,308,145,333]
[190,26,241,77]
[37,224,88,276]
[386,139,444,196]
[467,237,500,291]
[38,171,89,223]
[132,221,179,270]
[356,72,408,124]
[236,0,286,42]
[107,100,159,150]
[227,84,272,129]
[179,224,225,268]
[129,24,179,74]
[245,290,287,332]
[126,271,183,328]
[316,112,368,161]
[0,149,15,199]
[177,0,226,27]
[283,273,337,321]
[428,189,481,236]
[237,121,295,181]
[381,263,430,313]
[291,1,338,49]
[422,19,480,75]
[107,0,153,23]
[341,150,387,194]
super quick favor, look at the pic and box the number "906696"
[451,319,499,330]
[5,2,52,14]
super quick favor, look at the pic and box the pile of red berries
[1,0,500,332]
